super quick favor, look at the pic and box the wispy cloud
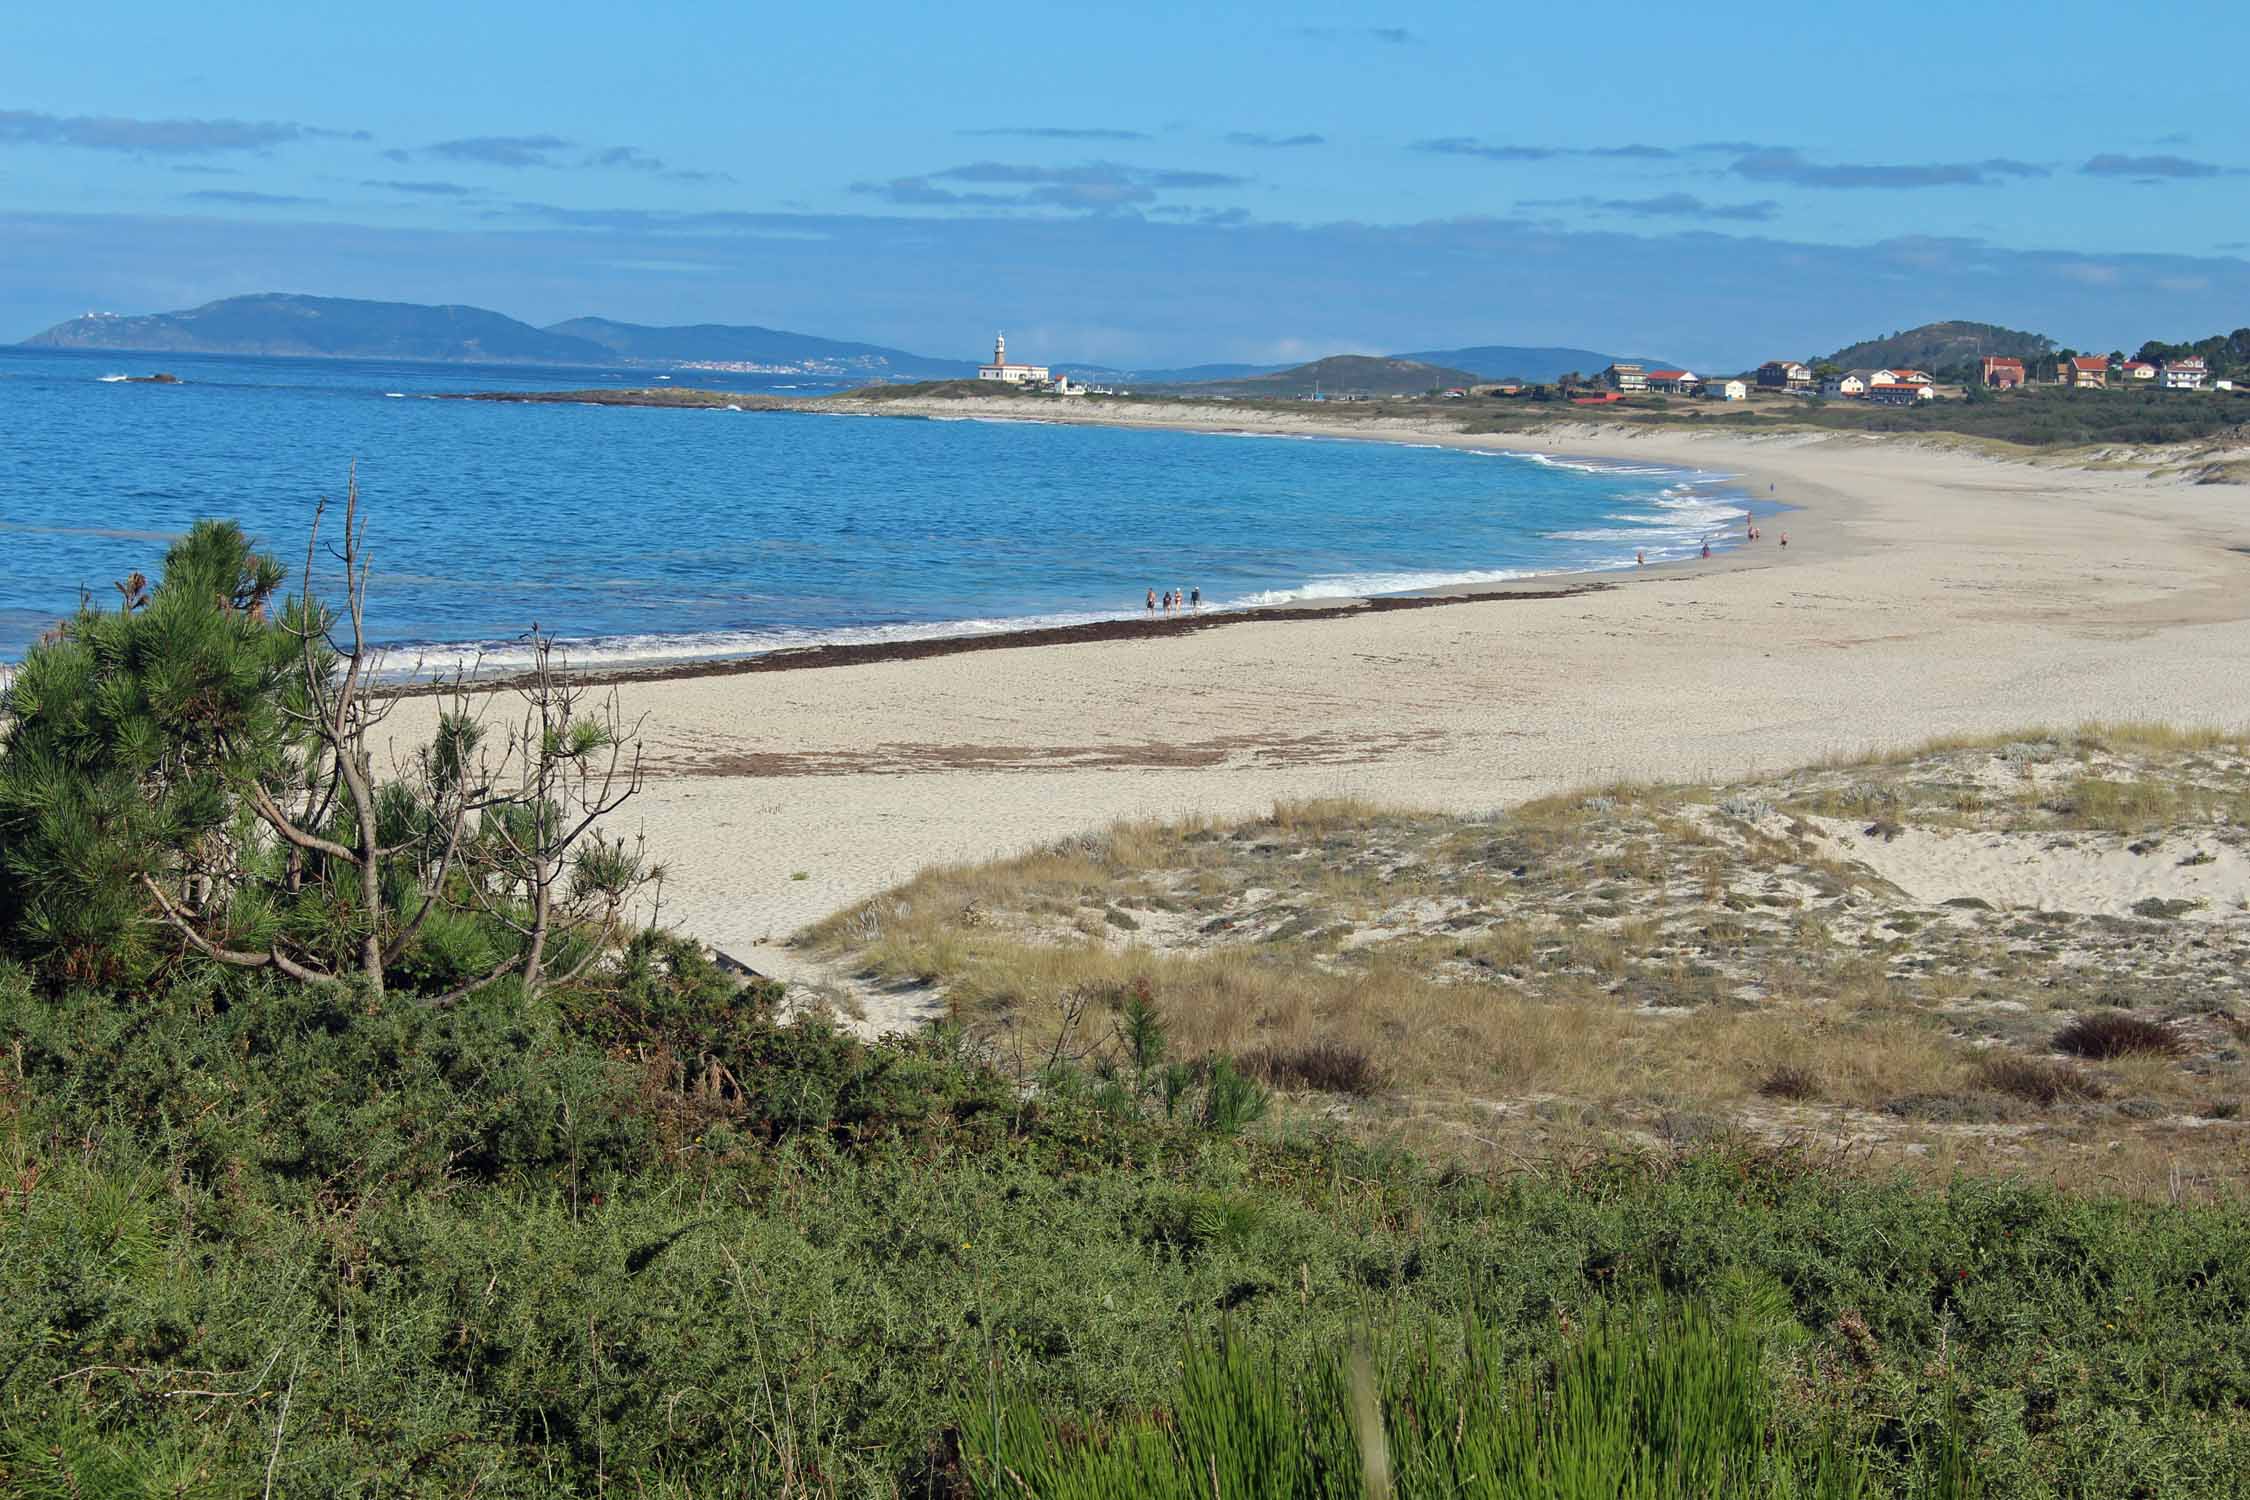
[1412,137,1677,162]
[1292,24,1417,43]
[2080,152,2228,180]
[422,134,573,168]
[170,164,240,176]
[393,134,729,181]
[854,159,1251,212]
[1226,131,1326,148]
[0,107,366,155]
[961,126,1150,142]
[183,189,325,206]
[363,178,482,197]
[1521,192,1779,222]
[1729,148,2047,189]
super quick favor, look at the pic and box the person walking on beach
[1779,531,1788,548]
[1635,549,1645,566]
[1701,538,1711,559]
[1190,586,1201,611]
[1146,588,1157,613]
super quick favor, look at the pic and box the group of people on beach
[1636,520,1787,568]
[1147,586,1200,615]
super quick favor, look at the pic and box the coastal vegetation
[4,512,2248,1494]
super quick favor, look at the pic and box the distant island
[20,293,981,377]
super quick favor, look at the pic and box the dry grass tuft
[2053,1012,2183,1061]
[1754,1065,1822,1102]
[1242,1039,1387,1098]
[1975,1054,2106,1106]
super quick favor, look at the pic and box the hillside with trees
[1821,321,2057,381]
[1180,353,1481,397]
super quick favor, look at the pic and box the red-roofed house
[1873,367,1932,386]
[1645,369,1701,394]
[2059,356,2107,389]
[1981,357,2025,389]
[2119,360,2157,382]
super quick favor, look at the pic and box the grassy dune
[804,725,2250,1201]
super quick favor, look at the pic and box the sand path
[382,417,2250,1028]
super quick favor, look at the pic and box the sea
[0,346,1763,672]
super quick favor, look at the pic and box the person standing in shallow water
[1146,588,1156,613]
[1190,586,1200,611]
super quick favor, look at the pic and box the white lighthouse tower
[977,330,1049,384]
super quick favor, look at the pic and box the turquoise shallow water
[0,347,1760,669]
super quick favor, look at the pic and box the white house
[2119,360,2158,382]
[1645,368,1700,394]
[1868,382,1935,407]
[1873,367,1933,386]
[1712,379,1748,402]
[1822,371,1871,397]
[2161,356,2209,390]
[1603,362,1648,393]
[977,332,1050,384]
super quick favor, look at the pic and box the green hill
[21,293,617,365]
[1392,343,1673,382]
[1822,320,2055,378]
[1181,353,1482,398]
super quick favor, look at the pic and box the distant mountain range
[545,316,976,378]
[18,292,1665,385]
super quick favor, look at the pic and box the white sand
[381,409,2250,1010]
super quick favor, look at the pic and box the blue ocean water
[0,346,1760,670]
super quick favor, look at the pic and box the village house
[1821,371,1872,398]
[1756,360,1812,391]
[1711,378,1748,402]
[2119,360,2158,383]
[2161,356,2209,391]
[976,332,1049,385]
[2059,356,2107,389]
[1874,367,1933,386]
[1602,362,1648,393]
[1868,382,1935,407]
[1645,368,1700,394]
[1980,356,2025,389]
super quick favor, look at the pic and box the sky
[4,1,2247,368]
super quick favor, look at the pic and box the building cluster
[1599,363,1749,402]
[1999,353,2214,391]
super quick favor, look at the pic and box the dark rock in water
[126,373,181,384]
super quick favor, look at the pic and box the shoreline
[385,399,1804,692]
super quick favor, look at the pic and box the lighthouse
[977,330,1050,384]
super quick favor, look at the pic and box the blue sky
[4,1,2247,366]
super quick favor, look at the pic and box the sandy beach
[383,404,2250,997]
